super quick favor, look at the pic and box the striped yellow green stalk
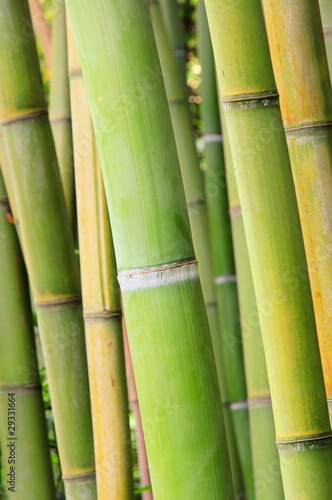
[49,2,75,230]
[0,2,96,498]
[204,0,332,497]
[319,1,332,77]
[0,170,55,499]
[66,1,235,498]
[198,2,283,498]
[262,0,332,424]
[67,20,134,500]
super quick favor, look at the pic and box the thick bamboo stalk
[122,314,153,500]
[150,1,249,495]
[222,116,284,500]
[0,171,55,499]
[27,0,52,70]
[49,2,75,231]
[198,2,283,498]
[262,0,332,426]
[67,20,134,500]
[159,0,188,94]
[320,0,332,75]
[66,1,235,498]
[204,0,332,497]
[0,2,96,498]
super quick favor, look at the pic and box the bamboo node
[276,434,332,453]
[0,109,48,126]
[230,401,248,411]
[35,295,82,308]
[202,133,223,144]
[229,204,242,219]
[118,260,198,291]
[248,395,272,409]
[214,274,237,285]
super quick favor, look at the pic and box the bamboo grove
[0,0,331,499]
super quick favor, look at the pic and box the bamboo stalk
[221,115,284,500]
[159,0,188,94]
[49,2,75,231]
[197,4,256,498]
[0,2,96,498]
[262,0,332,426]
[122,313,153,500]
[0,170,55,499]
[204,0,332,496]
[66,1,235,498]
[150,2,249,496]
[27,0,52,70]
[67,20,134,499]
[320,0,332,76]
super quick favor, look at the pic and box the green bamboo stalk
[0,170,55,499]
[150,1,249,495]
[204,0,332,497]
[159,0,188,94]
[49,1,76,231]
[262,0,332,425]
[222,116,284,500]
[66,1,235,498]
[197,4,255,498]
[67,20,134,499]
[198,2,283,498]
[319,1,332,78]
[0,2,96,498]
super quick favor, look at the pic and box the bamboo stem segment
[204,0,332,497]
[0,2,96,498]
[66,0,235,498]
[222,114,284,500]
[0,171,56,499]
[27,0,52,70]
[262,0,332,425]
[49,2,75,231]
[197,2,255,497]
[67,19,135,499]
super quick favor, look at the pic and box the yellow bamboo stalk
[67,17,134,500]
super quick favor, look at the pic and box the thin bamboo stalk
[320,0,332,75]
[197,4,255,498]
[221,117,284,500]
[262,0,332,426]
[159,0,188,94]
[66,1,235,498]
[49,2,75,231]
[150,2,249,496]
[0,170,55,499]
[27,0,52,70]
[122,313,153,500]
[67,20,134,499]
[0,2,96,498]
[204,0,332,497]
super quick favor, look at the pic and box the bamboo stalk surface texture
[66,0,235,498]
[204,0,332,497]
[49,1,76,231]
[0,2,96,498]
[67,19,135,500]
[0,170,55,499]
[262,0,332,424]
